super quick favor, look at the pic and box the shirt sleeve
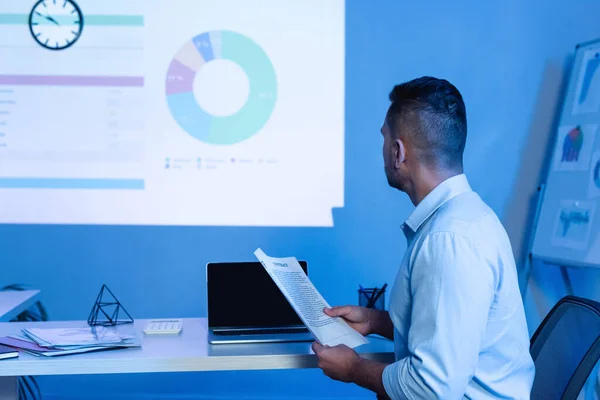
[382,231,497,400]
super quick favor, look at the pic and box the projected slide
[0,0,345,226]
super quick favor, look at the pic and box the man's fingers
[312,341,325,354]
[324,305,353,317]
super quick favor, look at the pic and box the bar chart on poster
[0,0,345,227]
[531,38,600,268]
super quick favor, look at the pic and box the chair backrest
[530,295,600,400]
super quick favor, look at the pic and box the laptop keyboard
[215,327,309,336]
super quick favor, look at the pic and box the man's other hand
[324,305,374,336]
[312,342,360,383]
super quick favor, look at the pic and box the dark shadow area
[503,54,574,293]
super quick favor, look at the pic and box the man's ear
[395,139,406,169]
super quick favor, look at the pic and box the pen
[367,283,387,308]
[366,288,376,308]
[359,284,371,304]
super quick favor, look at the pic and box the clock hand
[45,15,60,25]
[35,11,60,25]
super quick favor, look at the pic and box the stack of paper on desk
[0,326,140,357]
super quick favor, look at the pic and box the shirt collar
[403,173,472,234]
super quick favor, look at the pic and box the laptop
[206,260,314,344]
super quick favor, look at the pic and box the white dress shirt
[382,174,535,399]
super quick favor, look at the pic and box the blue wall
[2,1,600,399]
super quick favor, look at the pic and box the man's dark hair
[386,76,467,170]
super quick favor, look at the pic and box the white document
[254,248,368,348]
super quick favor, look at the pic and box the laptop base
[208,329,314,344]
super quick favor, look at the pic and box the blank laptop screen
[207,261,307,328]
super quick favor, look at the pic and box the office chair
[530,295,600,400]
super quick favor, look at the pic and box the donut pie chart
[166,30,277,145]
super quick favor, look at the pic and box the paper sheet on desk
[254,248,368,348]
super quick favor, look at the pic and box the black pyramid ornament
[87,284,134,326]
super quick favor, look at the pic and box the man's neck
[408,166,462,206]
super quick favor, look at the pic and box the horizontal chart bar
[0,178,145,189]
[0,14,26,25]
[0,75,144,87]
[87,15,144,26]
[0,14,143,26]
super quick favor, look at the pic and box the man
[312,77,535,399]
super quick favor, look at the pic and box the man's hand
[324,306,374,336]
[325,305,395,340]
[312,342,391,399]
[312,342,360,383]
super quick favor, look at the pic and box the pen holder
[358,286,386,310]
